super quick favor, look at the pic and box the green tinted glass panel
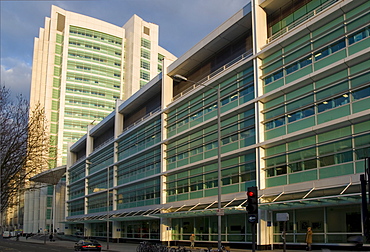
[55,44,62,54]
[315,70,347,89]
[318,126,351,143]
[354,121,370,134]
[54,66,61,76]
[346,1,370,19]
[354,134,370,147]
[56,34,63,43]
[266,144,286,156]
[264,96,284,109]
[288,136,316,151]
[351,72,370,88]
[312,17,344,39]
[262,50,282,65]
[285,45,311,63]
[347,13,370,32]
[286,83,313,100]
[285,34,310,52]
[316,81,348,100]
[286,95,314,111]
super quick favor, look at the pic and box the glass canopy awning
[259,182,363,210]
[65,198,248,223]
[64,182,364,224]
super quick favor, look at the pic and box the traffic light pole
[247,186,258,252]
[361,157,370,242]
[251,222,256,252]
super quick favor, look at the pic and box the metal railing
[172,50,253,102]
[119,107,161,136]
[267,0,340,43]
[91,137,114,154]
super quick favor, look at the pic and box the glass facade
[273,205,362,243]
[61,26,124,163]
[65,0,369,248]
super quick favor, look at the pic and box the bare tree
[0,86,54,230]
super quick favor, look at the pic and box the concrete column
[160,218,172,245]
[160,57,174,205]
[84,223,91,238]
[112,221,120,240]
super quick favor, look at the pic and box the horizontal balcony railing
[267,0,340,43]
[120,107,161,136]
[172,49,253,102]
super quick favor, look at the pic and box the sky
[0,0,247,101]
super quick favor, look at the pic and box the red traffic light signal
[246,186,258,215]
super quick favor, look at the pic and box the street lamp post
[173,74,222,250]
[107,165,110,251]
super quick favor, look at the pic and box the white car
[2,231,11,238]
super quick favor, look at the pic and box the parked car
[2,231,11,238]
[74,239,102,251]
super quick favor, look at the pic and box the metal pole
[367,158,370,208]
[360,174,367,238]
[251,222,256,252]
[107,166,110,251]
[52,185,56,234]
[217,87,222,250]
[283,221,286,252]
[367,158,370,242]
[44,190,47,245]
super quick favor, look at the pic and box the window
[314,39,345,61]
[143,26,150,35]
[264,70,283,85]
[140,70,150,81]
[285,56,312,75]
[265,117,285,130]
[318,94,349,113]
[287,106,314,123]
[141,49,150,60]
[141,38,151,49]
[221,93,238,106]
[352,86,370,100]
[158,54,164,63]
[289,159,317,172]
[239,84,254,97]
[76,66,91,71]
[140,60,150,70]
[348,26,370,45]
[319,151,352,167]
[69,41,80,46]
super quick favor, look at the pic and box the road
[0,238,74,252]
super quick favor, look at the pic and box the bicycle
[169,246,191,252]
[137,241,170,252]
[202,245,230,252]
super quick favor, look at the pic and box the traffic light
[246,186,258,214]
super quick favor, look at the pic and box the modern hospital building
[66,0,370,248]
[23,5,176,234]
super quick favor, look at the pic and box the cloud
[0,58,32,101]
[0,0,247,102]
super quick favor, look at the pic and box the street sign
[248,214,257,223]
[277,213,289,221]
[217,209,224,216]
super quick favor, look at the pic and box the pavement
[7,235,369,252]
